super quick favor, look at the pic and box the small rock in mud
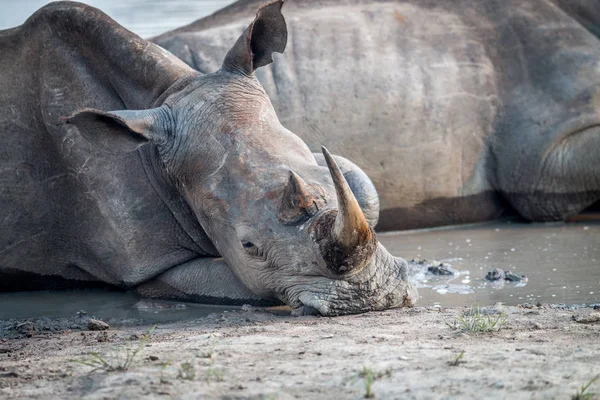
[572,314,600,324]
[87,319,109,331]
[485,268,527,283]
[15,322,35,337]
[96,331,109,342]
[485,268,505,281]
[505,272,527,282]
[427,264,457,276]
[410,258,457,275]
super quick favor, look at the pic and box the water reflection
[0,289,239,323]
[0,0,236,37]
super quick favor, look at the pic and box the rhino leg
[504,125,600,221]
[135,257,279,306]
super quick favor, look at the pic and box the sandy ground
[1,304,599,400]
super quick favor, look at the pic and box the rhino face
[65,0,416,315]
[160,70,416,315]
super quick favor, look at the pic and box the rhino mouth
[286,248,418,317]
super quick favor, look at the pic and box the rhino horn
[278,171,318,225]
[321,146,377,273]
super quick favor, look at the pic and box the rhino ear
[222,0,287,75]
[63,107,169,154]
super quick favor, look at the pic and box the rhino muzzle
[290,247,419,316]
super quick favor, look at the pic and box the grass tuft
[446,305,507,333]
[205,366,225,383]
[177,360,196,381]
[355,366,392,398]
[361,368,375,399]
[571,374,599,400]
[159,360,171,384]
[199,334,216,360]
[447,351,466,366]
[72,325,156,372]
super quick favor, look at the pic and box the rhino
[0,1,417,316]
[153,0,600,231]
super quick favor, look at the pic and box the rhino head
[65,1,417,316]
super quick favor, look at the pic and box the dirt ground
[1,304,599,400]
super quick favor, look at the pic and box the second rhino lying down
[0,1,416,315]
[155,0,600,230]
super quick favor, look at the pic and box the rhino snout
[289,249,418,317]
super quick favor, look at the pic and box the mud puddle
[0,221,598,326]
[380,220,600,307]
[0,290,239,325]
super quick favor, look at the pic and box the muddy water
[380,221,600,307]
[1,221,598,324]
[0,0,236,37]
[0,290,238,323]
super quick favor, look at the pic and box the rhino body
[0,1,416,315]
[0,3,221,295]
[154,0,600,230]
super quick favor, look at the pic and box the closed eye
[242,240,263,258]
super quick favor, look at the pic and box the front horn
[313,152,379,228]
[318,147,377,274]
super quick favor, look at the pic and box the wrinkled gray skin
[0,1,416,316]
[154,0,600,230]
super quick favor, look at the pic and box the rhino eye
[242,241,263,257]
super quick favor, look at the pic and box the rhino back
[0,3,206,288]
